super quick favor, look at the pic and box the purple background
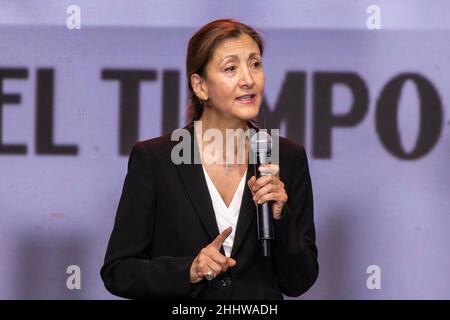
[0,0,449,299]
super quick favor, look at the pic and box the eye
[252,61,262,68]
[225,66,236,72]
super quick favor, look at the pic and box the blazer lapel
[173,125,220,242]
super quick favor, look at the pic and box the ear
[191,73,208,101]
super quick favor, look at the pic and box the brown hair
[185,19,264,127]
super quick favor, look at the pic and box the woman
[101,19,318,299]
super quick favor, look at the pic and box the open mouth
[236,94,256,102]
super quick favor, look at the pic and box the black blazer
[100,125,318,299]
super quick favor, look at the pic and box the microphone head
[250,131,272,154]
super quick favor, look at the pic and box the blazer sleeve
[272,145,319,297]
[100,142,198,299]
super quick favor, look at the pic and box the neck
[195,108,249,166]
[199,107,248,135]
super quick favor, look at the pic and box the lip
[236,94,257,104]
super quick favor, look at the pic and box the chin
[233,105,260,121]
[235,111,259,122]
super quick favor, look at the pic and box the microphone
[250,131,274,257]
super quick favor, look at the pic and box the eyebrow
[220,52,261,63]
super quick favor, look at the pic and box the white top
[201,166,248,257]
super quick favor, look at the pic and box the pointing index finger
[211,226,232,249]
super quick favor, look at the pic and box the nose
[239,66,255,88]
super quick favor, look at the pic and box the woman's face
[193,33,265,123]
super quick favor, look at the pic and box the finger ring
[205,270,215,281]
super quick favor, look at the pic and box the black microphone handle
[254,162,275,257]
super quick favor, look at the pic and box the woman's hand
[247,164,288,220]
[190,227,237,284]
